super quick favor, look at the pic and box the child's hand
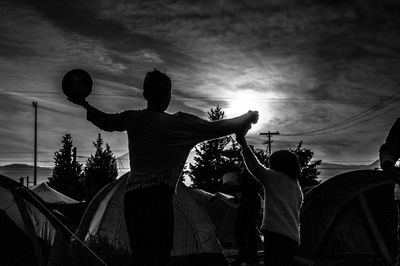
[235,127,249,146]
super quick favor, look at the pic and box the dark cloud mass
[1,0,400,168]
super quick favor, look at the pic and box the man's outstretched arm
[68,98,127,132]
[212,110,259,133]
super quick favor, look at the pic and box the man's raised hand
[67,97,89,107]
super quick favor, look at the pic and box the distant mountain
[318,159,380,182]
[0,164,53,186]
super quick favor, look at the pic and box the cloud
[2,0,400,167]
[117,49,164,64]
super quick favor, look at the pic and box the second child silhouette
[235,127,303,266]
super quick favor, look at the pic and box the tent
[296,170,397,266]
[31,182,86,230]
[77,173,229,265]
[190,189,239,248]
[0,174,70,266]
[31,182,79,204]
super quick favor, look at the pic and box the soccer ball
[62,69,93,100]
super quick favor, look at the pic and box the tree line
[48,106,321,202]
[47,133,118,202]
[187,106,321,193]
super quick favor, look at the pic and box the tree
[48,134,84,200]
[291,141,321,189]
[188,106,242,193]
[83,134,118,202]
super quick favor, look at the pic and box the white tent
[190,189,239,248]
[0,175,70,266]
[297,170,397,265]
[31,182,79,204]
[77,173,229,265]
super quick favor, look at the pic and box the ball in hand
[62,69,93,101]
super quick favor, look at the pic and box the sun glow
[224,90,273,132]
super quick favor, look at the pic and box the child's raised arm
[235,128,268,185]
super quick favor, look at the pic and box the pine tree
[291,141,321,189]
[189,106,241,193]
[83,134,118,202]
[48,134,84,201]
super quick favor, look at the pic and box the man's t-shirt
[87,108,234,191]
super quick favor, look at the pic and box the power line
[1,90,399,103]
[291,93,399,135]
[260,131,280,155]
[298,102,400,136]
[281,89,400,137]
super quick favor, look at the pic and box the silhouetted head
[143,69,171,112]
[269,150,301,180]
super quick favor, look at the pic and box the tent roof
[298,169,396,264]
[77,173,226,260]
[31,182,79,204]
[0,174,71,266]
[190,189,238,247]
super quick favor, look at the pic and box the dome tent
[297,170,397,266]
[31,182,86,231]
[31,182,79,204]
[0,174,70,266]
[77,173,229,265]
[190,188,239,248]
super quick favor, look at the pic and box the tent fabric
[190,189,239,247]
[77,173,228,264]
[0,174,70,266]
[31,182,86,232]
[31,182,79,204]
[297,170,397,265]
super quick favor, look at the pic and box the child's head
[269,150,301,180]
[143,69,172,112]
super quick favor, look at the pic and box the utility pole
[19,176,33,187]
[33,101,37,186]
[260,131,280,155]
[26,176,34,187]
[72,147,77,166]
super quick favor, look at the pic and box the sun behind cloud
[224,90,273,132]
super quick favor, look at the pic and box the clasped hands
[236,110,259,146]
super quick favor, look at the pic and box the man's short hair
[143,69,171,95]
[269,150,301,180]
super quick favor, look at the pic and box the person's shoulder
[173,111,205,121]
[259,168,283,184]
[267,168,281,178]
[173,111,198,118]
[119,109,141,116]
[389,117,400,129]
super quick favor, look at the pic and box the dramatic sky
[1,0,400,170]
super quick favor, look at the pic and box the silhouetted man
[380,117,400,266]
[69,69,258,266]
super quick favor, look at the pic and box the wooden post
[260,131,280,155]
[33,101,37,186]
